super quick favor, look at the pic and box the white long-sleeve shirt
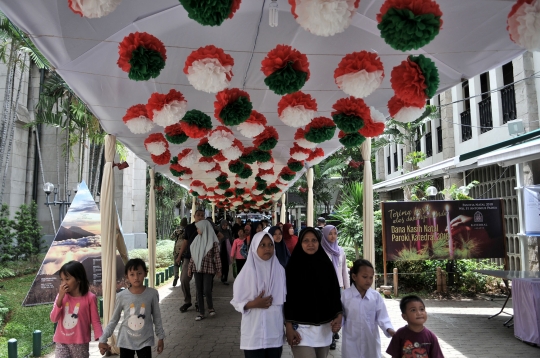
[230,299,284,350]
[341,286,394,358]
[325,247,350,289]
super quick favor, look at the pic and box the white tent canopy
[0,0,526,196]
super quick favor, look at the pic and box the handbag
[240,241,249,258]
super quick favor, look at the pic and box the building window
[415,128,421,152]
[461,109,472,142]
[401,148,404,165]
[479,72,492,133]
[425,132,432,157]
[501,62,516,124]
[393,151,398,171]
[387,155,391,174]
[437,126,443,153]
[462,80,470,111]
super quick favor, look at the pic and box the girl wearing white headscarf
[188,220,221,321]
[231,231,286,358]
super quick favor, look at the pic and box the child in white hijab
[230,231,286,357]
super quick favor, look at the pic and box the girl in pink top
[50,261,103,358]
[230,228,248,273]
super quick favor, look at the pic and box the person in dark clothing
[232,217,243,241]
[217,219,232,285]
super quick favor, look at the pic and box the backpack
[240,240,249,259]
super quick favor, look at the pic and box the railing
[460,109,472,141]
[478,97,492,133]
[437,126,443,153]
[425,132,433,157]
[501,84,517,124]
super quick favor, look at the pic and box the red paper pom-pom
[331,96,371,119]
[146,89,186,120]
[305,117,335,131]
[117,32,167,73]
[123,104,149,123]
[213,152,228,162]
[180,121,211,138]
[390,58,428,107]
[253,126,279,147]
[277,92,318,117]
[151,150,171,165]
[214,88,252,124]
[377,0,443,27]
[164,123,185,137]
[183,45,235,79]
[261,44,310,79]
[334,51,384,81]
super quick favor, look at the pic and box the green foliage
[405,151,426,170]
[128,47,166,81]
[179,0,234,26]
[0,295,8,327]
[342,246,357,264]
[441,180,480,200]
[1,202,42,261]
[0,204,13,261]
[129,240,175,269]
[220,96,253,126]
[264,62,308,95]
[410,54,440,98]
[378,8,441,51]
[0,267,15,279]
[332,113,364,133]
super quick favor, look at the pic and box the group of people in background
[48,211,444,358]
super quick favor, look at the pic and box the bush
[0,296,8,327]
[129,240,175,269]
[342,246,357,263]
[0,267,15,279]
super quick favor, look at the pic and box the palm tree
[331,182,364,258]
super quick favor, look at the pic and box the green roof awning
[458,128,540,162]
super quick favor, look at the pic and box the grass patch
[0,274,55,358]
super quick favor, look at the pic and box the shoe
[172,278,178,287]
[195,304,199,312]
[333,332,340,340]
[330,339,336,350]
[179,303,192,313]
[195,315,204,321]
[209,309,216,317]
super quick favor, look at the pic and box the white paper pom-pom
[223,145,243,161]
[294,0,357,37]
[236,177,249,185]
[145,142,167,156]
[336,70,384,98]
[179,172,193,180]
[236,182,248,189]
[279,106,316,128]
[256,200,265,206]
[124,116,154,134]
[68,0,122,18]
[206,169,221,178]
[178,179,192,188]
[208,127,235,150]
[237,121,265,138]
[258,161,274,170]
[252,189,263,196]
[186,58,232,94]
[507,0,540,52]
[307,156,325,166]
[296,137,318,149]
[260,173,275,182]
[393,106,425,123]
[215,188,226,195]
[370,106,386,123]
[151,100,187,127]
[178,150,198,167]
[198,160,216,171]
[291,151,310,161]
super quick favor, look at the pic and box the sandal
[179,303,192,313]
[209,309,216,317]
[195,315,204,321]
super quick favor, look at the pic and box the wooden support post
[436,267,442,293]
[393,268,398,297]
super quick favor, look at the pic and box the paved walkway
[48,274,538,358]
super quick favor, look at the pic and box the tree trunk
[0,42,16,196]
[34,127,57,234]
[64,97,71,200]
[92,144,104,198]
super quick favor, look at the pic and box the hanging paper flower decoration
[216,173,228,183]
[170,163,190,177]
[258,158,274,170]
[307,148,325,166]
[179,178,192,187]
[238,164,253,179]
[392,55,439,102]
[117,32,167,81]
[223,139,244,161]
[213,152,228,163]
[237,110,267,138]
[253,150,272,163]
[206,163,222,178]
[164,123,189,145]
[288,0,360,37]
[377,0,443,51]
[229,160,244,174]
[331,96,368,134]
[359,106,386,137]
[287,158,304,172]
[304,117,336,143]
[507,0,540,52]
[387,95,425,123]
[198,157,216,171]
[253,126,279,151]
[290,143,312,161]
[338,130,366,148]
[240,147,257,164]
[259,168,275,182]
[278,92,318,128]
[123,104,154,134]
[208,126,235,150]
[179,0,241,26]
[68,0,122,18]
[184,45,234,93]
[255,181,267,192]
[190,180,207,197]
[261,44,310,95]
[144,133,168,156]
[224,189,234,198]
[279,167,296,182]
[235,180,248,189]
[176,148,198,167]
[334,51,384,98]
[146,89,187,127]
[180,109,213,138]
[294,128,318,149]
[197,137,220,157]
[218,180,231,190]
[215,187,226,195]
[264,184,281,195]
[255,175,266,183]
[235,175,249,185]
[214,88,253,126]
[151,150,171,165]
[235,188,246,196]
[370,106,386,124]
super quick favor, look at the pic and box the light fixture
[426,186,438,197]
[269,0,278,27]
[43,182,54,195]
[507,119,524,136]
[74,183,81,194]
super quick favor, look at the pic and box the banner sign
[524,185,540,236]
[23,182,125,306]
[381,200,506,261]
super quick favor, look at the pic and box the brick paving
[47,273,539,358]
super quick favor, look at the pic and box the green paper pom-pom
[378,8,441,52]
[256,182,267,191]
[305,125,336,144]
[179,0,233,27]
[216,174,228,183]
[238,166,253,179]
[197,142,219,157]
[262,196,270,201]
[288,161,303,172]
[165,133,189,145]
[264,188,272,195]
[339,132,366,148]
[128,47,166,81]
[249,200,257,205]
[240,151,257,164]
[224,190,233,198]
[409,54,440,98]
[253,150,271,163]
[218,181,230,190]
[332,113,364,134]
[229,160,244,174]
[281,173,295,181]
[170,168,184,177]
[235,188,245,196]
[170,156,178,164]
[271,186,281,194]
[258,138,278,151]
[220,96,253,126]
[264,62,308,95]
[183,109,213,131]
[255,176,266,183]
[191,190,200,197]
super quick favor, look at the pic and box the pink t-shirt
[50,292,103,344]
[231,238,247,260]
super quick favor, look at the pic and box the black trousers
[236,258,246,273]
[220,240,230,282]
[244,347,283,358]
[120,346,151,358]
